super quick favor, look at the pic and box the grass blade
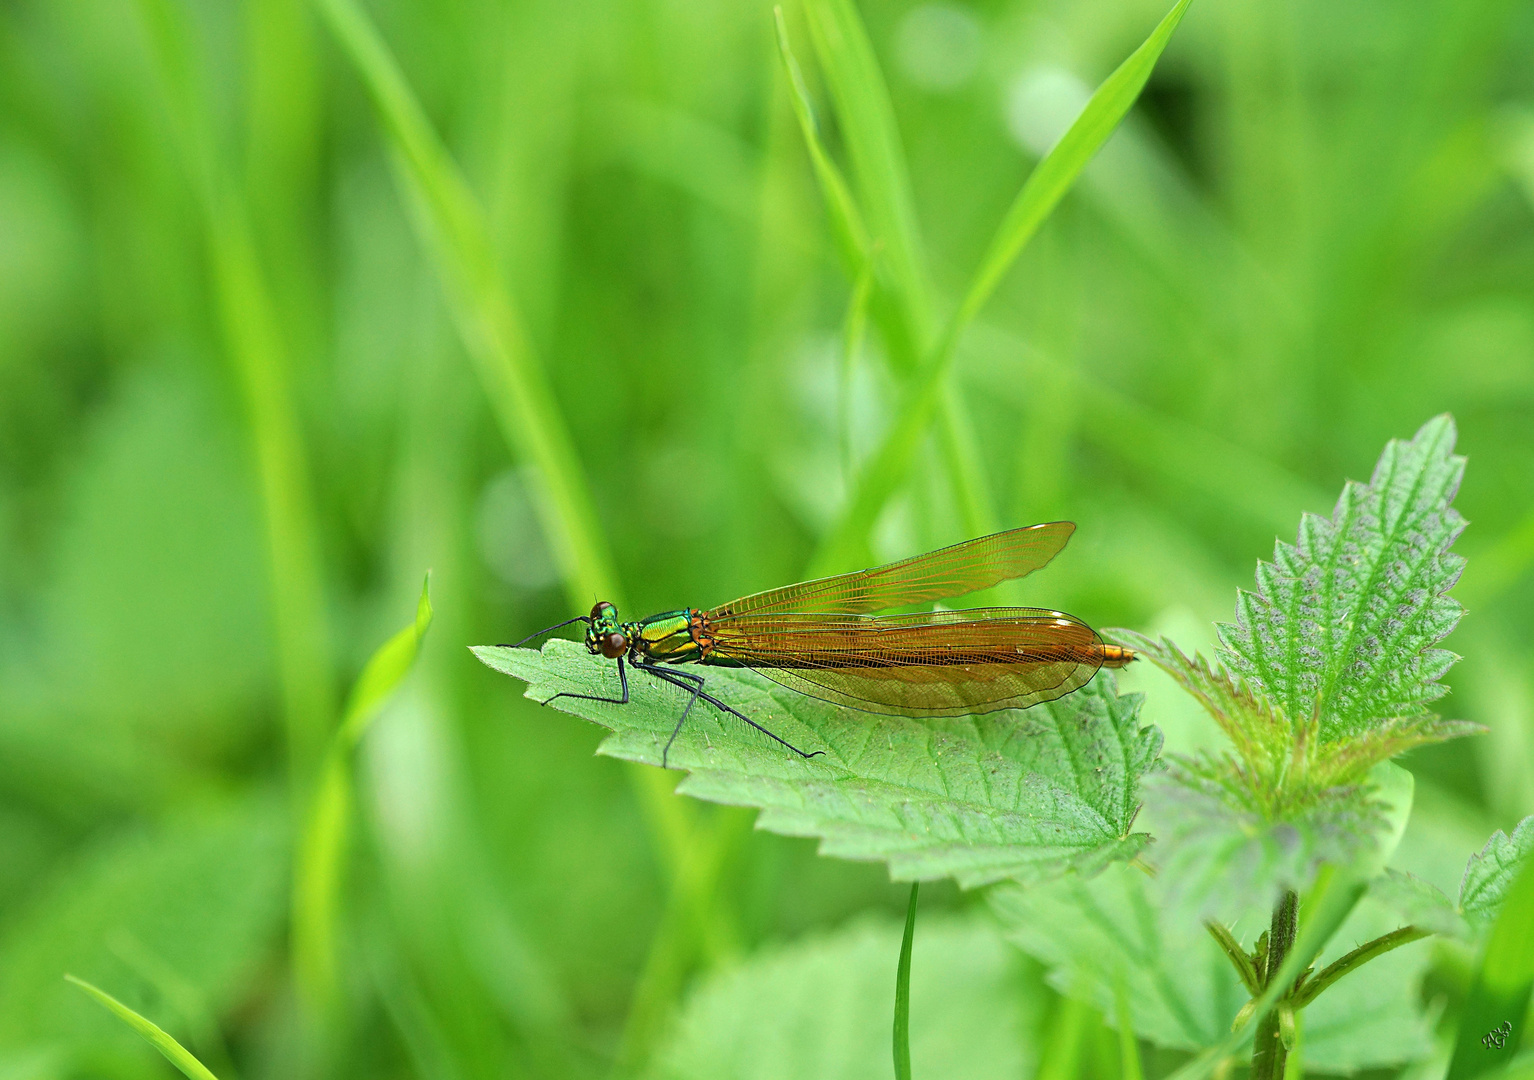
[310,4,730,1051]
[956,0,1194,335]
[893,882,919,1080]
[311,0,621,611]
[812,0,1193,573]
[774,6,870,275]
[293,576,433,1012]
[785,0,998,568]
[135,0,334,783]
[1114,966,1143,1080]
[65,976,221,1080]
[800,0,932,349]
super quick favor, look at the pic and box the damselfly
[513,522,1134,767]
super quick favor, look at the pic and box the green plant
[482,417,1534,1077]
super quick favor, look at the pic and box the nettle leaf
[992,863,1437,1070]
[1460,815,1534,924]
[1370,868,1469,939]
[648,914,1040,1080]
[1115,633,1478,803]
[475,640,1160,887]
[1144,766,1383,915]
[1217,415,1467,742]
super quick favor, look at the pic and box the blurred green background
[1,0,1532,1076]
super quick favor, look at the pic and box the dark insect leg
[634,661,824,767]
[542,654,630,710]
[498,614,590,650]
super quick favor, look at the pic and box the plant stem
[894,883,919,1080]
[1206,921,1262,995]
[1293,926,1428,1007]
[1251,891,1299,1080]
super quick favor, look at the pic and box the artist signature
[1481,1021,1512,1050]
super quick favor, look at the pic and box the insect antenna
[500,615,590,650]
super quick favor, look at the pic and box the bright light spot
[1006,66,1091,156]
[895,4,983,92]
[476,467,561,590]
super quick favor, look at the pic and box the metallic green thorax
[585,602,706,664]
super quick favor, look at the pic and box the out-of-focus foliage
[0,0,1531,1075]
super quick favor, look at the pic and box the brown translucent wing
[709,523,1075,619]
[705,607,1108,717]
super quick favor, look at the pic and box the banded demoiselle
[514,522,1135,767]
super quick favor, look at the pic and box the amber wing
[704,607,1111,717]
[709,523,1075,619]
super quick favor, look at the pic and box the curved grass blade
[955,0,1194,336]
[894,882,919,1080]
[65,976,220,1080]
[800,0,932,347]
[775,7,870,275]
[293,576,433,1012]
[815,0,1194,576]
[787,0,998,560]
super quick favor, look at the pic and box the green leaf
[65,977,219,1080]
[646,914,1041,1080]
[1112,632,1478,801]
[474,641,1159,887]
[1217,415,1469,742]
[1461,815,1534,924]
[1447,850,1534,1080]
[1370,868,1470,938]
[1145,758,1413,917]
[1110,632,1292,790]
[992,863,1436,1070]
[1145,764,1384,912]
[336,574,434,749]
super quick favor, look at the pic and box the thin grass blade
[775,7,870,274]
[135,0,334,784]
[812,0,1192,574]
[66,976,221,1080]
[800,0,932,347]
[292,576,433,1013]
[893,882,919,1080]
[956,0,1194,334]
[310,0,621,611]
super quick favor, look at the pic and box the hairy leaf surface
[1217,416,1466,741]
[476,640,1159,886]
[1371,868,1469,938]
[1461,815,1534,923]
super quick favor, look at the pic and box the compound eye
[600,632,627,658]
[590,601,613,621]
